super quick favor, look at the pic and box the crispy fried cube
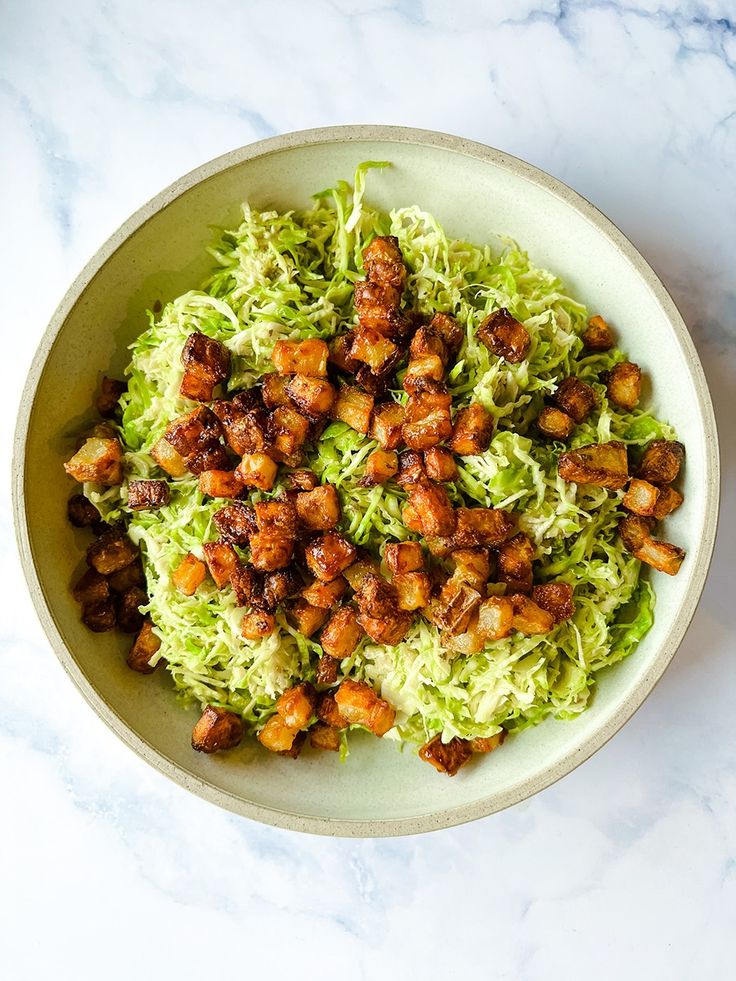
[202,541,239,588]
[241,610,276,639]
[652,484,683,520]
[64,436,124,486]
[116,586,147,634]
[343,556,381,590]
[286,469,319,491]
[164,406,221,457]
[363,449,399,485]
[288,599,329,637]
[250,533,294,572]
[198,470,244,499]
[86,530,138,575]
[272,338,329,376]
[211,401,270,456]
[181,331,231,386]
[606,361,641,411]
[449,507,518,550]
[96,376,126,418]
[429,312,464,355]
[269,406,310,460]
[320,605,363,659]
[275,682,317,730]
[403,355,445,394]
[255,500,298,537]
[333,385,375,434]
[192,705,244,753]
[335,679,395,736]
[179,368,215,402]
[151,436,187,477]
[623,478,660,517]
[187,442,231,476]
[212,503,257,545]
[262,568,301,610]
[637,439,685,485]
[448,404,494,456]
[317,691,349,728]
[406,482,456,537]
[558,441,629,489]
[172,553,207,595]
[285,374,336,419]
[440,616,485,655]
[471,732,506,753]
[330,332,360,374]
[108,559,145,593]
[357,610,412,645]
[229,563,264,608]
[67,493,101,528]
[73,568,110,606]
[554,377,597,424]
[384,541,424,576]
[295,485,341,531]
[402,502,423,533]
[537,406,575,441]
[410,325,448,364]
[354,357,401,396]
[127,619,161,673]
[128,479,170,510]
[423,446,458,482]
[371,400,405,449]
[393,571,432,611]
[81,600,117,632]
[235,453,278,491]
[257,714,299,754]
[261,372,293,409]
[510,594,555,635]
[434,580,483,634]
[532,582,575,623]
[396,450,427,486]
[356,574,399,620]
[478,308,530,363]
[498,533,535,594]
[304,532,357,582]
[450,548,491,592]
[402,390,453,449]
[316,655,339,685]
[349,326,399,372]
[583,314,614,351]
[362,235,406,289]
[302,576,347,609]
[476,596,514,641]
[619,515,685,575]
[310,722,341,751]
[354,280,403,336]
[419,734,472,776]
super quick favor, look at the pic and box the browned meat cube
[583,314,614,351]
[86,530,138,575]
[269,406,310,460]
[235,453,278,491]
[108,559,145,593]
[362,235,406,290]
[128,479,170,510]
[471,732,506,753]
[262,568,301,610]
[202,541,239,588]
[419,734,472,776]
[96,376,126,418]
[151,437,187,478]
[356,574,399,619]
[310,722,341,752]
[429,312,464,355]
[172,553,207,595]
[127,619,161,673]
[357,610,412,645]
[286,469,319,491]
[478,308,530,363]
[320,605,363,659]
[317,691,349,729]
[276,682,317,729]
[384,541,424,576]
[510,594,555,635]
[187,442,231,476]
[64,436,124,486]
[619,515,685,575]
[116,586,147,634]
[255,499,297,537]
[498,533,535,594]
[211,401,270,456]
[638,439,685,485]
[288,598,329,637]
[394,571,431,611]
[257,714,299,754]
[67,493,101,528]
[343,556,381,590]
[433,580,483,634]
[330,332,360,374]
[212,503,257,545]
[448,404,494,456]
[198,470,244,499]
[371,400,404,449]
[554,377,597,424]
[261,372,293,409]
[250,533,294,572]
[403,355,445,394]
[450,548,491,592]
[302,576,347,608]
[363,449,399,485]
[396,450,427,486]
[476,596,514,641]
[623,478,660,516]
[272,338,329,376]
[605,361,641,411]
[558,441,629,489]
[82,600,117,632]
[285,374,336,419]
[304,532,357,582]
[652,484,683,520]
[181,330,231,389]
[295,485,341,531]
[333,385,375,434]
[230,563,264,608]
[410,326,448,364]
[354,280,403,336]
[349,326,399,372]
[335,679,395,736]
[164,406,222,457]
[537,406,575,441]
[316,655,339,685]
[73,568,110,606]
[192,705,244,753]
[532,582,575,623]
[402,390,453,449]
[401,501,423,533]
[241,609,276,639]
[423,446,458,482]
[406,482,456,537]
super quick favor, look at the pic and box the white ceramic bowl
[13,126,719,836]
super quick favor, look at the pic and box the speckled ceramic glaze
[12,126,719,836]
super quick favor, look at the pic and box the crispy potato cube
[317,691,349,729]
[357,610,412,646]
[498,533,535,594]
[532,582,575,623]
[234,453,278,491]
[429,312,464,355]
[558,441,629,489]
[151,436,187,477]
[384,541,424,576]
[623,478,660,516]
[406,482,456,536]
[510,594,555,635]
[349,326,399,372]
[320,605,363,659]
[128,479,170,510]
[172,553,207,595]
[471,732,506,753]
[230,563,264,608]
[302,576,347,609]
[403,355,445,393]
[619,515,685,575]
[181,331,231,386]
[316,655,339,685]
[362,235,406,290]
[363,449,399,485]
[108,560,145,595]
[441,615,485,656]
[212,503,257,545]
[96,376,126,418]
[394,571,432,611]
[410,325,448,363]
[261,372,293,409]
[164,406,221,457]
[116,586,147,634]
[255,500,298,537]
[333,385,375,434]
[310,722,341,751]
[272,338,329,376]
[250,533,294,572]
[187,442,231,476]
[86,530,138,575]
[67,493,101,528]
[288,598,329,637]
[275,682,317,730]
[402,501,424,533]
[652,484,684,520]
[478,308,530,363]
[286,469,319,491]
[330,332,360,374]
[192,705,244,753]
[64,436,123,486]
[434,580,483,634]
[450,548,491,592]
[285,374,336,419]
[180,367,216,402]
[198,470,244,499]
[354,280,403,336]
[396,450,427,486]
[343,556,381,590]
[127,619,161,674]
[335,679,395,736]
[356,574,399,620]
[583,314,614,351]
[537,406,575,441]
[435,507,518,553]
[241,610,276,639]
[355,359,400,397]
[638,439,685,485]
[477,596,514,641]
[304,532,357,582]
[419,735,472,776]
[211,401,270,456]
[257,714,299,753]
[269,406,310,460]
[554,377,597,424]
[402,390,453,449]
[295,485,341,531]
[606,361,641,411]
[371,400,405,449]
[423,446,458,482]
[81,600,117,632]
[262,568,301,610]
[202,541,239,588]
[73,568,110,606]
[448,404,494,456]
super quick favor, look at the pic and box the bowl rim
[13,124,720,837]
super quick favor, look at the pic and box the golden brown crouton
[349,326,399,372]
[288,599,329,637]
[335,679,395,736]
[272,338,329,376]
[294,484,341,531]
[317,691,349,729]
[652,484,684,520]
[476,595,514,641]
[127,619,161,674]
[151,437,187,478]
[395,450,427,486]
[316,655,339,685]
[64,436,124,486]
[234,453,279,491]
[583,314,614,351]
[402,389,453,449]
[96,376,126,418]
[531,582,576,623]
[192,705,244,753]
[471,732,506,753]
[285,374,336,419]
[343,556,381,590]
[197,470,243,499]
[419,735,472,776]
[619,515,685,575]
[393,571,432,611]
[498,533,535,594]
[211,401,270,456]
[371,400,405,449]
[357,610,412,645]
[310,723,341,752]
[478,308,530,363]
[429,312,464,355]
[172,553,207,595]
[128,479,170,510]
[354,280,403,336]
[86,530,138,575]
[286,469,319,491]
[302,576,347,609]
[329,332,360,374]
[427,507,518,554]
[410,325,448,364]
[320,605,364,659]
[433,580,483,634]
[249,533,294,572]
[537,406,575,441]
[261,372,293,409]
[405,482,456,537]
[363,449,399,485]
[558,441,629,489]
[304,532,357,582]
[622,478,660,517]
[606,361,641,411]
[116,586,147,633]
[255,500,298,537]
[450,548,491,592]
[212,503,257,545]
[423,446,458,482]
[333,385,375,434]
[510,594,555,635]
[73,568,110,606]
[269,406,310,461]
[67,493,101,528]
[202,541,239,588]
[403,355,445,393]
[384,541,424,576]
[637,439,685,485]
[362,235,406,290]
[257,714,299,754]
[554,377,597,424]
[276,682,317,729]
[448,404,494,456]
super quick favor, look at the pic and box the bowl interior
[17,131,718,834]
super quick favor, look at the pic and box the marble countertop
[2,1,734,977]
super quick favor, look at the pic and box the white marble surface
[2,0,734,976]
